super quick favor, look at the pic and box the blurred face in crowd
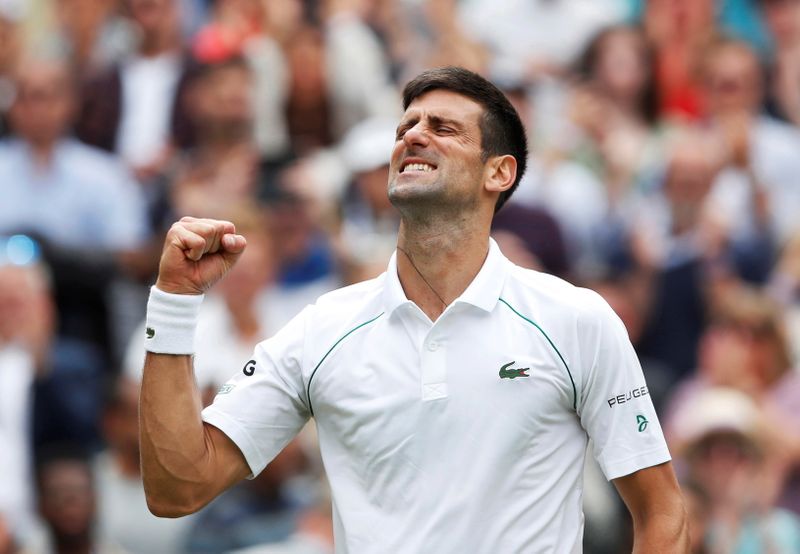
[0,263,53,351]
[645,0,715,42]
[190,61,253,139]
[388,90,488,217]
[592,28,651,105]
[664,138,719,233]
[760,0,800,47]
[9,60,75,147]
[128,0,179,36]
[38,460,95,543]
[687,431,761,505]
[703,43,763,115]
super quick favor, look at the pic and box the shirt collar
[382,238,509,315]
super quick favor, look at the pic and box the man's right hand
[155,216,247,295]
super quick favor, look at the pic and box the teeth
[403,163,434,173]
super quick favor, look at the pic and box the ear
[484,154,517,195]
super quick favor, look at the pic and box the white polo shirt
[202,239,670,553]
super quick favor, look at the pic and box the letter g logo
[243,359,256,376]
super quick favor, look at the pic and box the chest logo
[499,361,529,379]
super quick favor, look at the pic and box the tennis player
[140,67,688,552]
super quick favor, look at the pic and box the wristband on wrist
[144,286,204,354]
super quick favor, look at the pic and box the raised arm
[613,461,690,553]
[139,217,250,517]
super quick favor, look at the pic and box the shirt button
[427,341,439,352]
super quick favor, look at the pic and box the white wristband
[144,286,204,355]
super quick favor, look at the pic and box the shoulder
[314,273,386,309]
[298,274,388,340]
[62,139,136,185]
[504,265,610,321]
[63,139,122,168]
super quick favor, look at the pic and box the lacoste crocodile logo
[146,327,155,339]
[499,361,529,379]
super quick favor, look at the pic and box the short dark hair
[402,67,528,213]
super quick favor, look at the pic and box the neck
[53,534,92,554]
[139,31,179,58]
[395,217,490,321]
[26,139,58,168]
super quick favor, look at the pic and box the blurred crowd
[1,0,800,552]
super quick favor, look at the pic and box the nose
[402,123,430,149]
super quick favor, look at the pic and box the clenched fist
[155,216,247,295]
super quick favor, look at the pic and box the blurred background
[1,0,800,552]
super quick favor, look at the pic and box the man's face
[761,0,800,46]
[128,0,177,34]
[704,45,762,115]
[38,461,95,539]
[388,90,487,214]
[191,64,253,131]
[9,62,74,145]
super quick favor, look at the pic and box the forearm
[139,351,214,516]
[631,504,690,553]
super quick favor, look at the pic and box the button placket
[421,333,447,400]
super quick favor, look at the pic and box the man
[76,0,189,181]
[140,67,688,552]
[0,55,148,251]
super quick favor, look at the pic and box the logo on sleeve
[145,327,155,339]
[607,386,649,408]
[217,384,235,395]
[499,361,529,379]
[243,359,256,376]
[636,415,649,432]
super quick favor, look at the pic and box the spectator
[0,53,153,365]
[0,259,54,546]
[491,203,570,279]
[629,131,727,381]
[669,285,800,513]
[567,25,664,200]
[759,0,800,127]
[22,444,126,554]
[321,0,400,140]
[670,387,800,553]
[49,0,135,76]
[77,0,192,183]
[459,0,626,85]
[643,0,716,120]
[170,56,260,219]
[702,37,800,258]
[0,55,149,252]
[0,6,20,138]
[336,116,399,281]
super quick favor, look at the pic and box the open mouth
[400,161,437,173]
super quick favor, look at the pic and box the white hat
[672,387,761,448]
[340,117,397,174]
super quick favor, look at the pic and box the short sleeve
[201,306,312,478]
[577,293,671,481]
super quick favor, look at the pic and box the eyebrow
[396,114,466,133]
